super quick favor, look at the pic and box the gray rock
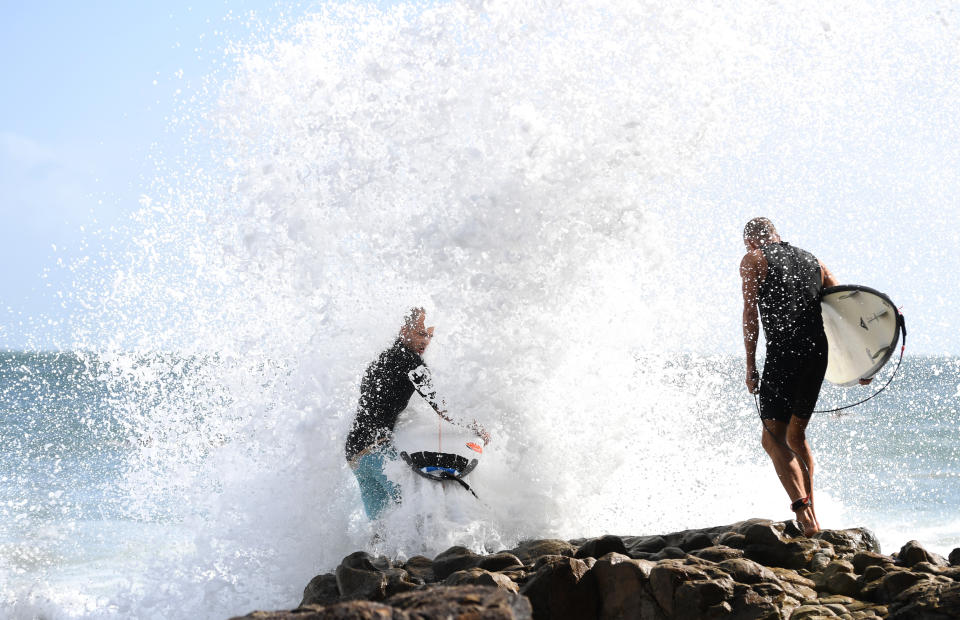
[388,584,533,619]
[520,556,598,620]
[574,535,627,560]
[300,573,340,607]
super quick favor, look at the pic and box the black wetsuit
[757,242,828,423]
[345,338,429,461]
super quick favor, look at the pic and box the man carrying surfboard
[345,307,491,520]
[739,217,838,536]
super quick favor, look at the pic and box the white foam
[10,1,957,618]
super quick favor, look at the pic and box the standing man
[345,307,490,520]
[739,217,838,536]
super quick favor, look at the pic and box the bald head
[743,217,780,247]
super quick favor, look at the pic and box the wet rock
[790,603,838,618]
[888,579,960,619]
[717,531,748,549]
[866,569,930,603]
[388,584,533,619]
[690,545,744,563]
[861,565,888,583]
[574,535,627,560]
[673,577,736,617]
[622,535,668,556]
[852,551,894,574]
[591,552,656,619]
[743,523,782,546]
[717,557,777,584]
[897,540,948,568]
[401,556,434,583]
[950,548,960,566]
[433,546,483,580]
[745,537,819,569]
[300,573,340,607]
[477,553,524,573]
[336,552,390,601]
[648,560,710,616]
[232,601,406,619]
[383,568,421,597]
[445,567,520,594]
[814,528,881,555]
[519,556,598,620]
[650,546,687,561]
[511,539,576,564]
[679,531,714,552]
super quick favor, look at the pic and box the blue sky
[0,1,304,348]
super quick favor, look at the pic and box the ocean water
[4,1,960,618]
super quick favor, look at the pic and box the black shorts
[759,332,828,423]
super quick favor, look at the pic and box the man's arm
[819,259,839,288]
[409,365,491,444]
[740,251,762,394]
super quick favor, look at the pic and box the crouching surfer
[345,307,491,520]
[739,217,853,537]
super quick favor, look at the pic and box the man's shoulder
[740,248,764,271]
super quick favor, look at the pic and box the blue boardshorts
[349,444,401,519]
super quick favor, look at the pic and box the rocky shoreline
[234,518,960,619]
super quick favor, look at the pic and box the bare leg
[786,416,819,532]
[761,420,818,536]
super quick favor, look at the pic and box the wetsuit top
[758,241,824,344]
[344,338,439,461]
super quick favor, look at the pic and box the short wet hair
[402,307,425,330]
[743,217,777,242]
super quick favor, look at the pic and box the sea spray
[4,1,958,618]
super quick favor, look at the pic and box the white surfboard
[821,285,903,386]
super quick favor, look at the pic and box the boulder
[591,552,656,620]
[852,551,894,574]
[716,531,748,550]
[648,560,710,616]
[232,601,405,619]
[445,567,520,594]
[401,556,435,583]
[336,552,390,601]
[690,545,744,563]
[888,579,960,619]
[716,557,777,585]
[575,535,628,560]
[679,532,715,552]
[622,535,668,556]
[477,553,524,573]
[388,584,533,619]
[814,528,881,555]
[860,564,887,583]
[520,556,599,620]
[300,573,340,607]
[897,540,948,568]
[511,539,576,564]
[950,548,960,566]
[433,546,484,581]
[744,538,819,570]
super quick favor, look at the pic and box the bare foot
[795,505,820,537]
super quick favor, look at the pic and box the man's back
[758,241,824,344]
